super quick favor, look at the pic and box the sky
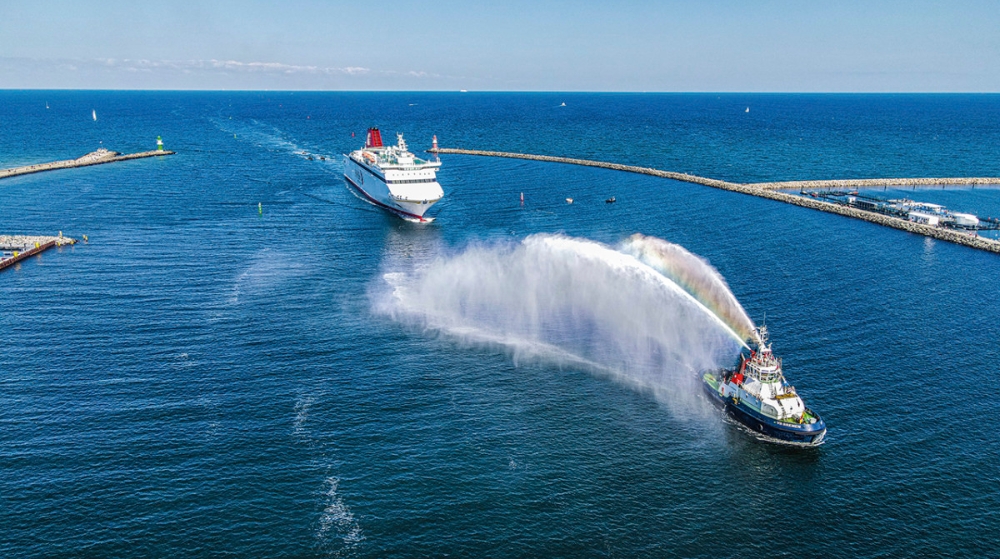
[1,0,999,92]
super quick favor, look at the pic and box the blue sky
[2,0,998,91]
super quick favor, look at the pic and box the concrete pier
[0,148,175,181]
[0,234,76,272]
[431,148,1000,255]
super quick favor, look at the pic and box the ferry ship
[343,128,443,222]
[703,326,826,445]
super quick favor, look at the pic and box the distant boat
[460,89,468,93]
[92,110,97,121]
[560,102,566,107]
[745,107,750,113]
[45,102,49,109]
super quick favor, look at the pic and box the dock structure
[431,148,1000,255]
[0,234,76,272]
[0,148,175,181]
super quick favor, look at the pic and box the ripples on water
[1,92,999,557]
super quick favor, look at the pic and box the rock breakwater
[0,148,175,181]
[432,148,1000,255]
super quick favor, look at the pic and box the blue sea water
[2,91,1000,557]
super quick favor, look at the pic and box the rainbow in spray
[620,234,758,346]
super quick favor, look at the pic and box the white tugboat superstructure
[703,325,826,445]
[343,128,444,222]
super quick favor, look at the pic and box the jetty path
[432,148,1000,255]
[0,235,77,272]
[0,148,175,181]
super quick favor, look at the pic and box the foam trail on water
[620,233,757,346]
[373,234,748,411]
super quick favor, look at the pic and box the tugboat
[703,326,826,445]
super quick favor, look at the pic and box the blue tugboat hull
[703,379,827,445]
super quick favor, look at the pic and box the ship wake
[373,234,754,412]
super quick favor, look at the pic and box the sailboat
[745,107,750,113]
[92,110,97,121]
[46,102,49,109]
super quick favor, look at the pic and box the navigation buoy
[156,136,164,151]
[258,202,263,215]
[520,192,524,205]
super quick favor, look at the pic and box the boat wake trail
[373,234,750,412]
[209,117,334,161]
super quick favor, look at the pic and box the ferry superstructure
[703,326,826,445]
[343,128,443,222]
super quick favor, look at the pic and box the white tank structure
[951,212,980,228]
[343,128,444,223]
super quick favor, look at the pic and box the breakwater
[0,234,76,272]
[748,177,1000,190]
[0,148,175,181]
[432,148,1000,255]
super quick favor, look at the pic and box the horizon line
[2,88,999,94]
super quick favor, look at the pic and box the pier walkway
[432,148,1000,255]
[0,234,76,272]
[0,148,175,181]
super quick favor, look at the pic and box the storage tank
[952,212,979,228]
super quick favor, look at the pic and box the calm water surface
[2,92,999,557]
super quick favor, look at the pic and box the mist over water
[620,233,758,345]
[374,234,747,409]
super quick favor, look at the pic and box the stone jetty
[0,234,76,250]
[0,234,77,272]
[432,148,1000,255]
[0,148,175,181]
[748,177,1000,190]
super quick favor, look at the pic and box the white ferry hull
[343,155,442,223]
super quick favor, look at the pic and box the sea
[2,91,999,558]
